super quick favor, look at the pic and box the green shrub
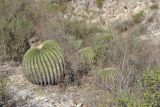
[47,1,69,13]
[141,69,160,107]
[131,11,144,24]
[0,73,10,106]
[22,40,67,85]
[63,19,99,40]
[113,89,144,107]
[92,32,112,64]
[96,0,104,8]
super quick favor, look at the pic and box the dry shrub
[150,3,159,10]
[131,11,144,24]
[0,72,12,106]
[63,19,100,40]
[104,34,156,71]
[66,35,83,51]
[0,0,40,62]
[92,29,160,106]
[129,23,147,37]
[110,17,134,33]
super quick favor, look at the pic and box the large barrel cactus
[22,40,66,85]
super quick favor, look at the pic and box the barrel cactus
[22,40,66,85]
[76,47,95,75]
[97,68,116,83]
[77,47,95,64]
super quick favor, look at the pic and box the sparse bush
[63,19,99,40]
[105,34,154,71]
[0,0,38,62]
[95,0,104,9]
[131,11,144,24]
[47,1,70,14]
[0,73,10,106]
[150,3,159,10]
[92,32,112,65]
[129,23,147,37]
[67,35,83,51]
[110,18,134,33]
[113,89,144,107]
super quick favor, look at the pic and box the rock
[132,3,146,15]
[149,3,159,9]
[76,102,83,107]
[9,61,19,67]
[3,100,16,107]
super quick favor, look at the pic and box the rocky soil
[68,0,160,44]
[1,62,101,107]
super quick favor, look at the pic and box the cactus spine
[22,40,66,85]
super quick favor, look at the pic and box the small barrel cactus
[77,47,95,64]
[96,68,116,84]
[22,40,66,85]
[76,47,95,75]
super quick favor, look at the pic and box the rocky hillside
[69,0,160,43]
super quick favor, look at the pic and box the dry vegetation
[0,0,160,107]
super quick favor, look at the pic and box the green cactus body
[22,40,66,85]
[97,68,116,83]
[77,47,95,64]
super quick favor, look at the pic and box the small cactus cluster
[22,40,66,85]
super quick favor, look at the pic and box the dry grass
[0,72,11,106]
